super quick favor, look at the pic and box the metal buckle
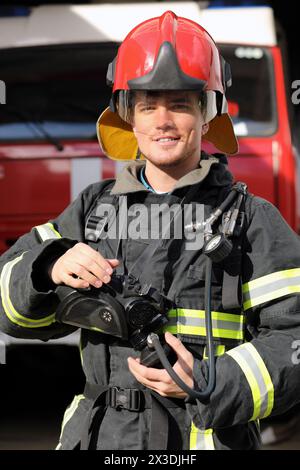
[108,387,141,411]
[129,388,141,412]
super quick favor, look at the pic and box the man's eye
[139,105,155,112]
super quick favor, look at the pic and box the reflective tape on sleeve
[203,344,225,359]
[0,254,56,328]
[243,268,300,310]
[190,423,215,450]
[58,394,85,442]
[163,308,244,340]
[226,343,274,420]
[34,223,62,242]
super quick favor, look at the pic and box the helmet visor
[116,90,207,124]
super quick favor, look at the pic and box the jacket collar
[110,152,231,195]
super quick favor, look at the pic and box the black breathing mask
[56,273,176,367]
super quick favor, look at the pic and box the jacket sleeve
[188,196,300,429]
[0,182,106,341]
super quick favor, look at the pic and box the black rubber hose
[148,257,216,401]
[218,188,239,214]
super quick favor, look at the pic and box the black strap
[148,395,169,450]
[221,195,247,311]
[80,383,109,450]
[80,382,183,450]
[222,269,242,310]
[85,180,116,243]
[127,182,205,284]
[85,179,206,293]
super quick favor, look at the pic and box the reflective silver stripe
[190,423,215,450]
[71,158,102,201]
[243,268,300,310]
[34,223,61,242]
[163,308,244,340]
[227,343,274,420]
[0,254,56,328]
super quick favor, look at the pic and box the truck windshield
[219,45,277,137]
[0,43,118,142]
[0,43,277,142]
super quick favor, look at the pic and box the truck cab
[201,6,300,232]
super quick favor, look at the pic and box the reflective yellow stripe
[227,343,274,420]
[243,268,300,310]
[34,222,61,241]
[190,423,215,450]
[79,332,84,366]
[0,254,56,328]
[162,308,244,340]
[59,394,85,441]
[203,344,225,359]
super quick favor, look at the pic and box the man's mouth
[154,136,180,143]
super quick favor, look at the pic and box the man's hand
[128,332,194,399]
[50,242,119,289]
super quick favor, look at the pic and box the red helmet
[97,10,238,160]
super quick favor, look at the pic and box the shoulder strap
[221,191,247,311]
[85,179,116,243]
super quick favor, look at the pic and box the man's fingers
[165,332,194,380]
[67,255,111,286]
[164,331,182,349]
[68,263,104,288]
[51,243,120,287]
[107,259,120,267]
[74,243,116,274]
[60,273,90,289]
[128,357,169,383]
[165,332,192,361]
[128,357,188,398]
[127,358,169,394]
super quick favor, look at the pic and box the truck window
[219,45,277,137]
[0,43,118,142]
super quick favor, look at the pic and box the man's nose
[155,106,174,129]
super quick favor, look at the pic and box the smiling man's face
[132,91,206,170]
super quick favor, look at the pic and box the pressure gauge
[203,233,233,263]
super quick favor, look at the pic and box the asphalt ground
[0,344,85,450]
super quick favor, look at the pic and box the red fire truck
[0,2,299,256]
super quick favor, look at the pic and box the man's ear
[201,123,209,136]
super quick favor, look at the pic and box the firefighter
[1,11,300,450]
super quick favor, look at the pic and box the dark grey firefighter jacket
[1,154,300,450]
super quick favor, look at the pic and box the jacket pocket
[187,262,225,286]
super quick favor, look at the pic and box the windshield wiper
[61,101,99,118]
[4,105,64,151]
